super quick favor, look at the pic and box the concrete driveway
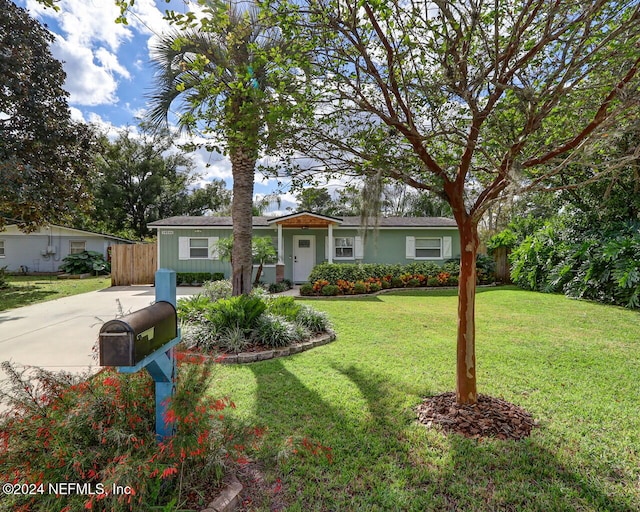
[0,286,199,373]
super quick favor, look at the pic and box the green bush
[177,272,224,285]
[266,296,300,321]
[321,284,340,296]
[253,313,297,348]
[176,290,332,353]
[300,283,315,296]
[295,305,332,334]
[206,295,267,332]
[510,219,640,308]
[177,294,215,322]
[476,254,496,284]
[487,229,518,253]
[308,262,453,285]
[59,251,110,275]
[0,266,8,289]
[353,282,368,294]
[181,320,218,352]
[217,325,250,353]
[201,279,232,301]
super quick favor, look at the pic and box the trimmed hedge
[176,272,225,285]
[308,262,446,284]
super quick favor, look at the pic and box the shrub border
[298,283,497,299]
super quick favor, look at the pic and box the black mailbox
[99,301,178,367]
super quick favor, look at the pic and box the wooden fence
[110,243,157,286]
[492,246,511,284]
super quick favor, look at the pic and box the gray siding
[0,226,126,272]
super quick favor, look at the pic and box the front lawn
[0,275,110,311]
[210,287,640,511]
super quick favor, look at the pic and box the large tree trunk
[230,146,256,296]
[456,218,479,404]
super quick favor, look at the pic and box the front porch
[269,212,344,284]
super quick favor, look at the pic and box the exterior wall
[156,226,279,282]
[155,224,461,284]
[332,227,461,265]
[0,225,127,273]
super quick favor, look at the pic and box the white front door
[293,235,316,283]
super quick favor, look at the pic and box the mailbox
[99,301,178,367]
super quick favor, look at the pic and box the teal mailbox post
[99,269,179,441]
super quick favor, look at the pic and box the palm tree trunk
[230,146,256,296]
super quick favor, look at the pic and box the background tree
[295,187,335,214]
[92,127,229,239]
[0,0,97,231]
[147,1,309,295]
[273,0,640,405]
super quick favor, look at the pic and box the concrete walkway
[0,286,199,373]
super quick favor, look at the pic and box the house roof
[148,214,457,229]
[1,221,136,243]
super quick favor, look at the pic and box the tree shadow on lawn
[383,286,511,298]
[0,285,57,311]
[245,359,634,511]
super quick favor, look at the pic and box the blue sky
[17,0,301,213]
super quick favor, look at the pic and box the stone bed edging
[188,331,337,365]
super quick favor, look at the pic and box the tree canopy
[91,127,230,240]
[270,0,640,404]
[0,0,97,231]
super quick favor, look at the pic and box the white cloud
[68,106,85,122]
[23,0,135,106]
[26,0,131,51]
[51,35,121,105]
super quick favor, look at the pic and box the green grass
[0,276,110,311]
[208,287,640,511]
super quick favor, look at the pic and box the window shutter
[208,237,219,260]
[442,236,452,259]
[178,237,190,260]
[325,236,329,260]
[405,236,415,259]
[355,236,364,259]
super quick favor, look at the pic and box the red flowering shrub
[0,361,251,511]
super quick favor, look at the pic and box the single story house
[0,223,134,273]
[148,212,461,284]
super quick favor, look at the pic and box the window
[0,240,4,258]
[415,238,442,259]
[189,238,209,258]
[334,237,354,259]
[69,240,86,254]
[178,236,218,260]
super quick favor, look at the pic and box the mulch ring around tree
[415,392,538,440]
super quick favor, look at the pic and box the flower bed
[178,289,333,356]
[301,259,495,296]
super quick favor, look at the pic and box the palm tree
[147,2,287,295]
